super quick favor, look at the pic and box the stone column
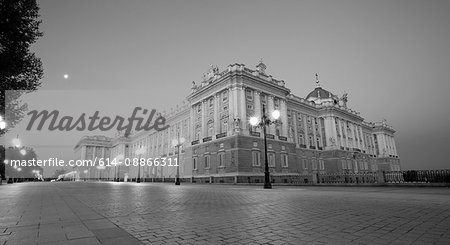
[324,116,337,150]
[190,105,195,141]
[214,94,219,137]
[338,120,346,149]
[304,116,309,148]
[201,100,206,139]
[312,118,318,148]
[268,95,275,134]
[280,99,288,137]
[293,111,299,147]
[239,85,247,132]
[359,126,365,151]
[254,91,261,134]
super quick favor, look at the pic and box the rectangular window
[319,160,325,170]
[246,90,253,100]
[302,159,307,169]
[312,159,317,170]
[222,91,228,101]
[209,98,214,107]
[341,159,346,169]
[269,153,275,167]
[204,155,210,169]
[281,154,288,167]
[193,157,197,170]
[347,160,352,169]
[252,151,260,166]
[218,153,224,167]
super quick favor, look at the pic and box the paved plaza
[1,182,450,245]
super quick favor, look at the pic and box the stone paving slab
[1,182,450,244]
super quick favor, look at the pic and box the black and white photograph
[1,0,450,244]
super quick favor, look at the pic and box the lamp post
[135,148,146,183]
[172,133,185,186]
[17,167,22,182]
[249,104,280,189]
[12,135,21,148]
[83,169,88,181]
[0,115,6,130]
[115,154,124,182]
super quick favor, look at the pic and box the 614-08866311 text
[101,157,179,167]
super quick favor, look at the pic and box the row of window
[341,159,373,171]
[252,152,289,167]
[192,153,225,170]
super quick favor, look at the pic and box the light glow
[249,117,260,126]
[271,110,280,120]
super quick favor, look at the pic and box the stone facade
[74,61,400,183]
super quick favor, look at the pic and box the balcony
[318,146,323,150]
[216,132,227,139]
[299,144,307,149]
[203,136,212,143]
[191,140,199,145]
[266,134,275,139]
[278,136,287,141]
[250,131,261,137]
[309,146,316,150]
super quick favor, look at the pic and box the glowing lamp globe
[249,117,259,126]
[272,110,280,120]
[0,121,6,130]
[12,138,21,147]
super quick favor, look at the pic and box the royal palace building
[74,61,400,184]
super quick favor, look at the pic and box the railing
[191,140,199,145]
[384,170,450,183]
[318,172,379,184]
[266,134,275,139]
[250,131,260,137]
[216,132,227,139]
[278,136,287,141]
[203,136,212,143]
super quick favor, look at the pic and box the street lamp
[83,169,88,181]
[0,115,6,130]
[16,167,22,182]
[12,135,21,148]
[172,133,185,186]
[249,104,280,189]
[115,154,124,182]
[135,147,146,183]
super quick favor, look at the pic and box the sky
[3,0,450,176]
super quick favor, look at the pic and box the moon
[63,74,69,79]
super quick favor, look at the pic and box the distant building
[74,62,400,183]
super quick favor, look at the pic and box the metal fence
[318,172,379,184]
[384,170,450,183]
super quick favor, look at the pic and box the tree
[0,0,44,136]
[0,0,44,182]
